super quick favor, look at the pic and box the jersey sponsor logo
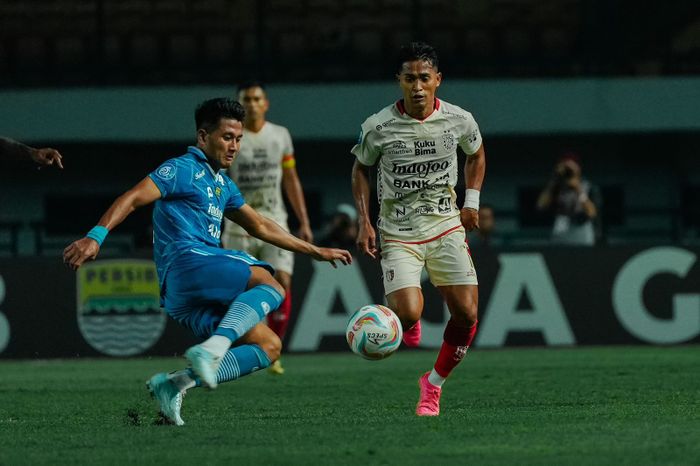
[207,203,223,221]
[415,205,435,215]
[375,118,396,131]
[216,174,225,186]
[438,197,452,213]
[76,260,166,357]
[195,169,206,180]
[441,131,455,151]
[442,109,468,120]
[386,140,413,156]
[393,207,411,223]
[467,128,480,144]
[157,164,176,180]
[414,140,437,156]
[237,160,280,172]
[391,160,449,178]
[393,179,430,189]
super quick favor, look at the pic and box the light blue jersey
[148,146,245,288]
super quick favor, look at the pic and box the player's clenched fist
[460,208,479,232]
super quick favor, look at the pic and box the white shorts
[380,228,478,295]
[222,233,294,276]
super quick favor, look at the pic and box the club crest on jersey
[215,187,222,197]
[156,164,176,180]
[441,131,455,151]
[385,269,395,282]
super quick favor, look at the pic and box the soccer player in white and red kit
[351,42,486,416]
[222,82,313,375]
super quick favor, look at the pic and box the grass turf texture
[0,347,698,466]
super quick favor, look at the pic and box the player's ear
[436,72,442,87]
[196,128,208,146]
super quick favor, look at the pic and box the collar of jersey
[187,146,220,177]
[396,98,442,122]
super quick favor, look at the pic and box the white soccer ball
[346,304,403,360]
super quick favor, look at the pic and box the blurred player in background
[222,82,313,375]
[63,98,351,425]
[0,136,63,168]
[351,42,485,416]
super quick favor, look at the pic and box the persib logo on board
[76,260,166,356]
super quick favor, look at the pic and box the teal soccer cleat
[146,373,185,426]
[185,345,221,389]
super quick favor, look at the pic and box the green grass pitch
[1,347,698,465]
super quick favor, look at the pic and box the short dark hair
[237,81,266,95]
[195,98,245,133]
[396,42,439,73]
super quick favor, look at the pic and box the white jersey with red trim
[351,98,482,242]
[225,122,294,235]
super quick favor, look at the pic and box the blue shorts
[163,245,274,339]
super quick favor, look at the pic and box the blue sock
[216,344,271,384]
[214,284,284,342]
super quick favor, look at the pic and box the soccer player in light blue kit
[63,98,352,425]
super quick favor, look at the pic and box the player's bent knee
[248,266,286,299]
[261,332,282,362]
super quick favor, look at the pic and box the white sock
[199,335,232,359]
[428,369,446,387]
[168,369,197,391]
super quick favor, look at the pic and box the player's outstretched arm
[63,177,162,270]
[0,137,64,168]
[351,160,377,259]
[226,205,352,268]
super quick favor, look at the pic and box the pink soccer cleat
[402,320,422,347]
[416,371,442,416]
